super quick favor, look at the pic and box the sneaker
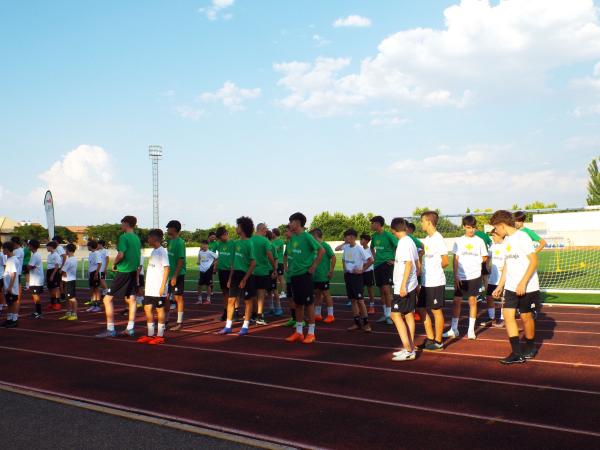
[137,335,154,343]
[84,300,93,306]
[279,291,287,299]
[91,306,102,313]
[283,318,296,327]
[393,349,407,357]
[500,353,526,365]
[385,317,393,325]
[148,336,165,345]
[345,301,352,307]
[4,320,18,328]
[67,315,78,321]
[424,341,444,352]
[58,313,71,320]
[493,319,505,328]
[467,331,477,340]
[217,327,232,335]
[442,328,459,339]
[376,315,387,323]
[30,312,42,319]
[95,329,117,338]
[255,317,268,326]
[362,323,372,333]
[52,304,62,311]
[323,315,335,324]
[204,297,212,305]
[238,327,249,336]
[393,351,416,361]
[86,306,96,312]
[314,315,323,322]
[1,320,12,328]
[169,303,176,311]
[523,347,538,360]
[303,334,316,344]
[274,309,284,317]
[285,332,304,343]
[195,299,203,305]
[367,306,375,315]
[119,328,135,337]
[414,312,421,322]
[479,317,493,327]
[417,339,433,350]
[45,304,55,311]
[347,323,361,331]
[169,323,183,331]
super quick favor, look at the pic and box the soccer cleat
[345,301,352,307]
[347,323,361,331]
[45,304,55,311]
[500,353,526,365]
[169,323,183,331]
[30,312,42,319]
[385,317,393,325]
[91,306,102,313]
[283,318,296,327]
[4,320,18,328]
[303,334,316,344]
[217,327,232,335]
[362,323,372,333]
[238,327,249,336]
[285,332,304,343]
[279,291,287,299]
[323,315,335,324]
[137,336,154,343]
[523,347,538,360]
[1,320,12,328]
[467,331,477,340]
[84,300,93,306]
[393,351,416,361]
[314,315,323,322]
[119,328,135,337]
[95,329,117,338]
[67,315,78,321]
[367,306,375,315]
[443,328,459,339]
[148,336,165,345]
[52,304,62,311]
[58,313,71,320]
[393,349,407,357]
[493,319,505,328]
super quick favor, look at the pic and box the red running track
[1,293,599,449]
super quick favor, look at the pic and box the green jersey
[314,241,335,282]
[116,232,142,273]
[270,243,279,263]
[288,231,321,277]
[522,227,542,242]
[371,230,398,267]
[284,242,293,282]
[215,240,235,270]
[408,234,424,249]
[208,241,218,252]
[250,235,273,276]
[167,237,187,279]
[272,238,285,263]
[23,247,32,266]
[233,239,255,273]
[475,230,492,249]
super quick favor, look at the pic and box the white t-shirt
[3,256,19,295]
[198,249,218,273]
[393,236,419,295]
[488,242,507,286]
[55,245,65,260]
[421,231,448,287]
[98,248,108,272]
[47,252,62,270]
[452,235,487,281]
[28,252,45,287]
[139,254,146,276]
[362,247,374,272]
[88,251,100,273]
[504,230,540,293]
[0,254,6,277]
[13,247,24,275]
[342,244,371,273]
[62,256,78,282]
[145,247,170,297]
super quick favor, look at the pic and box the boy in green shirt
[215,226,235,321]
[251,223,278,325]
[271,228,286,298]
[96,216,141,338]
[282,225,298,327]
[267,229,283,316]
[165,220,187,331]
[370,216,398,325]
[513,211,547,253]
[310,228,336,323]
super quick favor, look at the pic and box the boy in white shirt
[59,244,79,321]
[45,241,62,311]
[444,215,488,340]
[10,237,24,303]
[87,240,102,312]
[341,229,373,332]
[27,240,45,319]
[2,242,20,328]
[490,211,540,364]
[481,230,506,328]
[360,234,376,314]
[97,240,110,295]
[137,229,170,345]
[52,235,67,302]
[0,251,6,313]
[196,240,218,305]
[389,218,419,361]
[136,252,146,308]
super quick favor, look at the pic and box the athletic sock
[291,309,297,321]
[35,303,42,314]
[327,306,334,317]
[242,320,250,329]
[127,320,135,330]
[488,308,495,320]
[468,317,475,333]
[500,308,504,320]
[226,320,233,328]
[147,322,155,337]
[177,312,184,324]
[369,301,374,307]
[315,305,322,316]
[509,336,522,355]
[295,322,303,334]
[385,306,391,317]
[107,322,115,331]
[525,338,535,352]
[157,323,165,337]
[308,323,315,335]
[451,317,459,330]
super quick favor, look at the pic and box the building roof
[65,226,88,234]
[0,217,18,233]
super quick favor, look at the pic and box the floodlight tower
[148,145,163,229]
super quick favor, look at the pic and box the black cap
[165,220,182,232]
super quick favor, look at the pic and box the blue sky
[1,0,600,229]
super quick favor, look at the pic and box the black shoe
[479,317,493,327]
[424,341,444,352]
[1,320,12,328]
[417,339,433,350]
[4,320,18,328]
[523,347,538,360]
[30,312,42,319]
[500,353,525,365]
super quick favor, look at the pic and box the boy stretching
[310,228,336,323]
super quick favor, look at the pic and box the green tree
[54,226,78,243]
[310,212,353,240]
[587,156,600,205]
[411,206,462,238]
[86,224,123,245]
[13,224,48,242]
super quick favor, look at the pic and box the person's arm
[400,260,412,297]
[267,250,277,278]
[334,243,345,251]
[536,238,547,254]
[441,254,449,269]
[492,263,507,299]
[159,265,170,297]
[197,251,202,266]
[309,247,325,274]
[360,256,374,274]
[105,253,110,271]
[59,252,67,269]
[170,258,184,285]
[328,254,336,279]
[453,254,460,288]
[112,252,124,270]
[95,259,101,279]
[516,253,538,297]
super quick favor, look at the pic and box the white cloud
[571,61,600,116]
[198,81,261,112]
[173,105,204,121]
[199,0,235,21]
[276,0,600,117]
[312,34,331,47]
[333,15,372,28]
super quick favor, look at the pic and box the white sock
[308,323,315,335]
[226,320,233,328]
[451,317,459,330]
[8,313,14,321]
[315,305,322,315]
[369,301,374,307]
[107,322,115,331]
[157,323,165,337]
[127,320,135,330]
[488,308,495,319]
[147,322,155,336]
[500,308,504,320]
[242,320,250,329]
[177,312,184,323]
[327,306,334,316]
[385,306,391,317]
[468,317,476,333]
[296,322,303,334]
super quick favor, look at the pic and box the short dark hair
[200,239,209,245]
[309,228,323,239]
[462,215,477,227]
[208,231,216,237]
[216,226,228,238]
[148,229,164,241]
[420,210,439,227]
[370,216,385,226]
[490,210,515,227]
[28,239,40,250]
[121,216,137,228]
[513,211,526,222]
[52,235,63,243]
[344,228,358,237]
[87,240,98,250]
[10,236,21,245]
[289,212,307,228]
[266,230,274,240]
[166,220,181,232]
[2,242,14,252]
[390,217,409,232]
[237,216,254,237]
[360,233,371,242]
[272,228,281,237]
[46,241,58,249]
[407,223,416,233]
[65,243,77,253]
[98,239,106,246]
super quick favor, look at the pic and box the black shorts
[344,273,364,300]
[374,263,394,287]
[46,270,61,289]
[277,263,285,276]
[30,285,44,295]
[229,270,256,300]
[107,271,137,299]
[143,296,165,308]
[363,271,375,287]
[291,272,314,306]
[454,277,482,298]
[286,283,293,298]
[218,269,230,292]
[64,280,77,299]
[417,285,445,310]
[137,274,145,288]
[5,293,17,305]
[392,289,417,314]
[168,275,185,296]
[504,290,540,313]
[481,261,490,276]
[89,271,100,288]
[198,270,213,286]
[22,266,30,275]
[486,283,498,296]
[269,272,277,292]
[100,272,106,280]
[255,275,272,291]
[314,280,330,291]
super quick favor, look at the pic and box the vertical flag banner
[44,190,55,241]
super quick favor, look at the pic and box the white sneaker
[443,328,459,338]
[393,349,407,357]
[393,350,416,361]
[195,298,202,305]
[280,291,287,299]
[467,330,477,340]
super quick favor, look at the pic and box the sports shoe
[362,323,372,332]
[493,319,505,328]
[385,318,393,325]
[84,300,93,306]
[443,328,459,339]
[414,312,421,322]
[86,306,96,312]
[523,347,538,360]
[217,327,232,335]
[52,304,62,311]
[58,313,71,320]
[148,336,165,345]
[283,318,296,327]
[303,334,316,344]
[194,298,203,305]
[67,315,78,321]
[238,327,249,336]
[274,309,283,317]
[91,306,102,313]
[393,350,416,361]
[393,349,407,357]
[500,353,526,365]
[314,315,323,322]
[345,301,352,307]
[279,291,287,299]
[367,306,375,315]
[323,315,335,324]
[95,329,117,338]
[169,303,176,311]
[479,317,493,327]
[204,297,211,305]
[169,323,183,331]
[347,323,361,331]
[137,335,154,343]
[1,320,13,328]
[30,312,42,319]
[255,317,268,326]
[467,331,477,340]
[424,341,444,352]
[285,332,304,343]
[4,320,18,328]
[417,339,433,350]
[376,315,387,323]
[45,304,55,311]
[119,328,135,337]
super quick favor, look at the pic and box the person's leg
[156,307,166,336]
[32,293,42,316]
[349,299,361,330]
[125,295,136,332]
[391,313,412,352]
[405,312,415,344]
[358,299,371,331]
[500,307,524,364]
[143,305,154,337]
[314,289,323,319]
[324,290,334,320]
[70,298,78,319]
[256,289,266,318]
[170,294,185,330]
[419,308,434,340]
[467,295,477,338]
[521,311,536,357]
[433,308,445,343]
[305,303,316,339]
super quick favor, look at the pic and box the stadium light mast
[148,145,163,229]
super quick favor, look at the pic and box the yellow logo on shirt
[293,242,299,248]
[506,245,511,253]
[465,243,474,251]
